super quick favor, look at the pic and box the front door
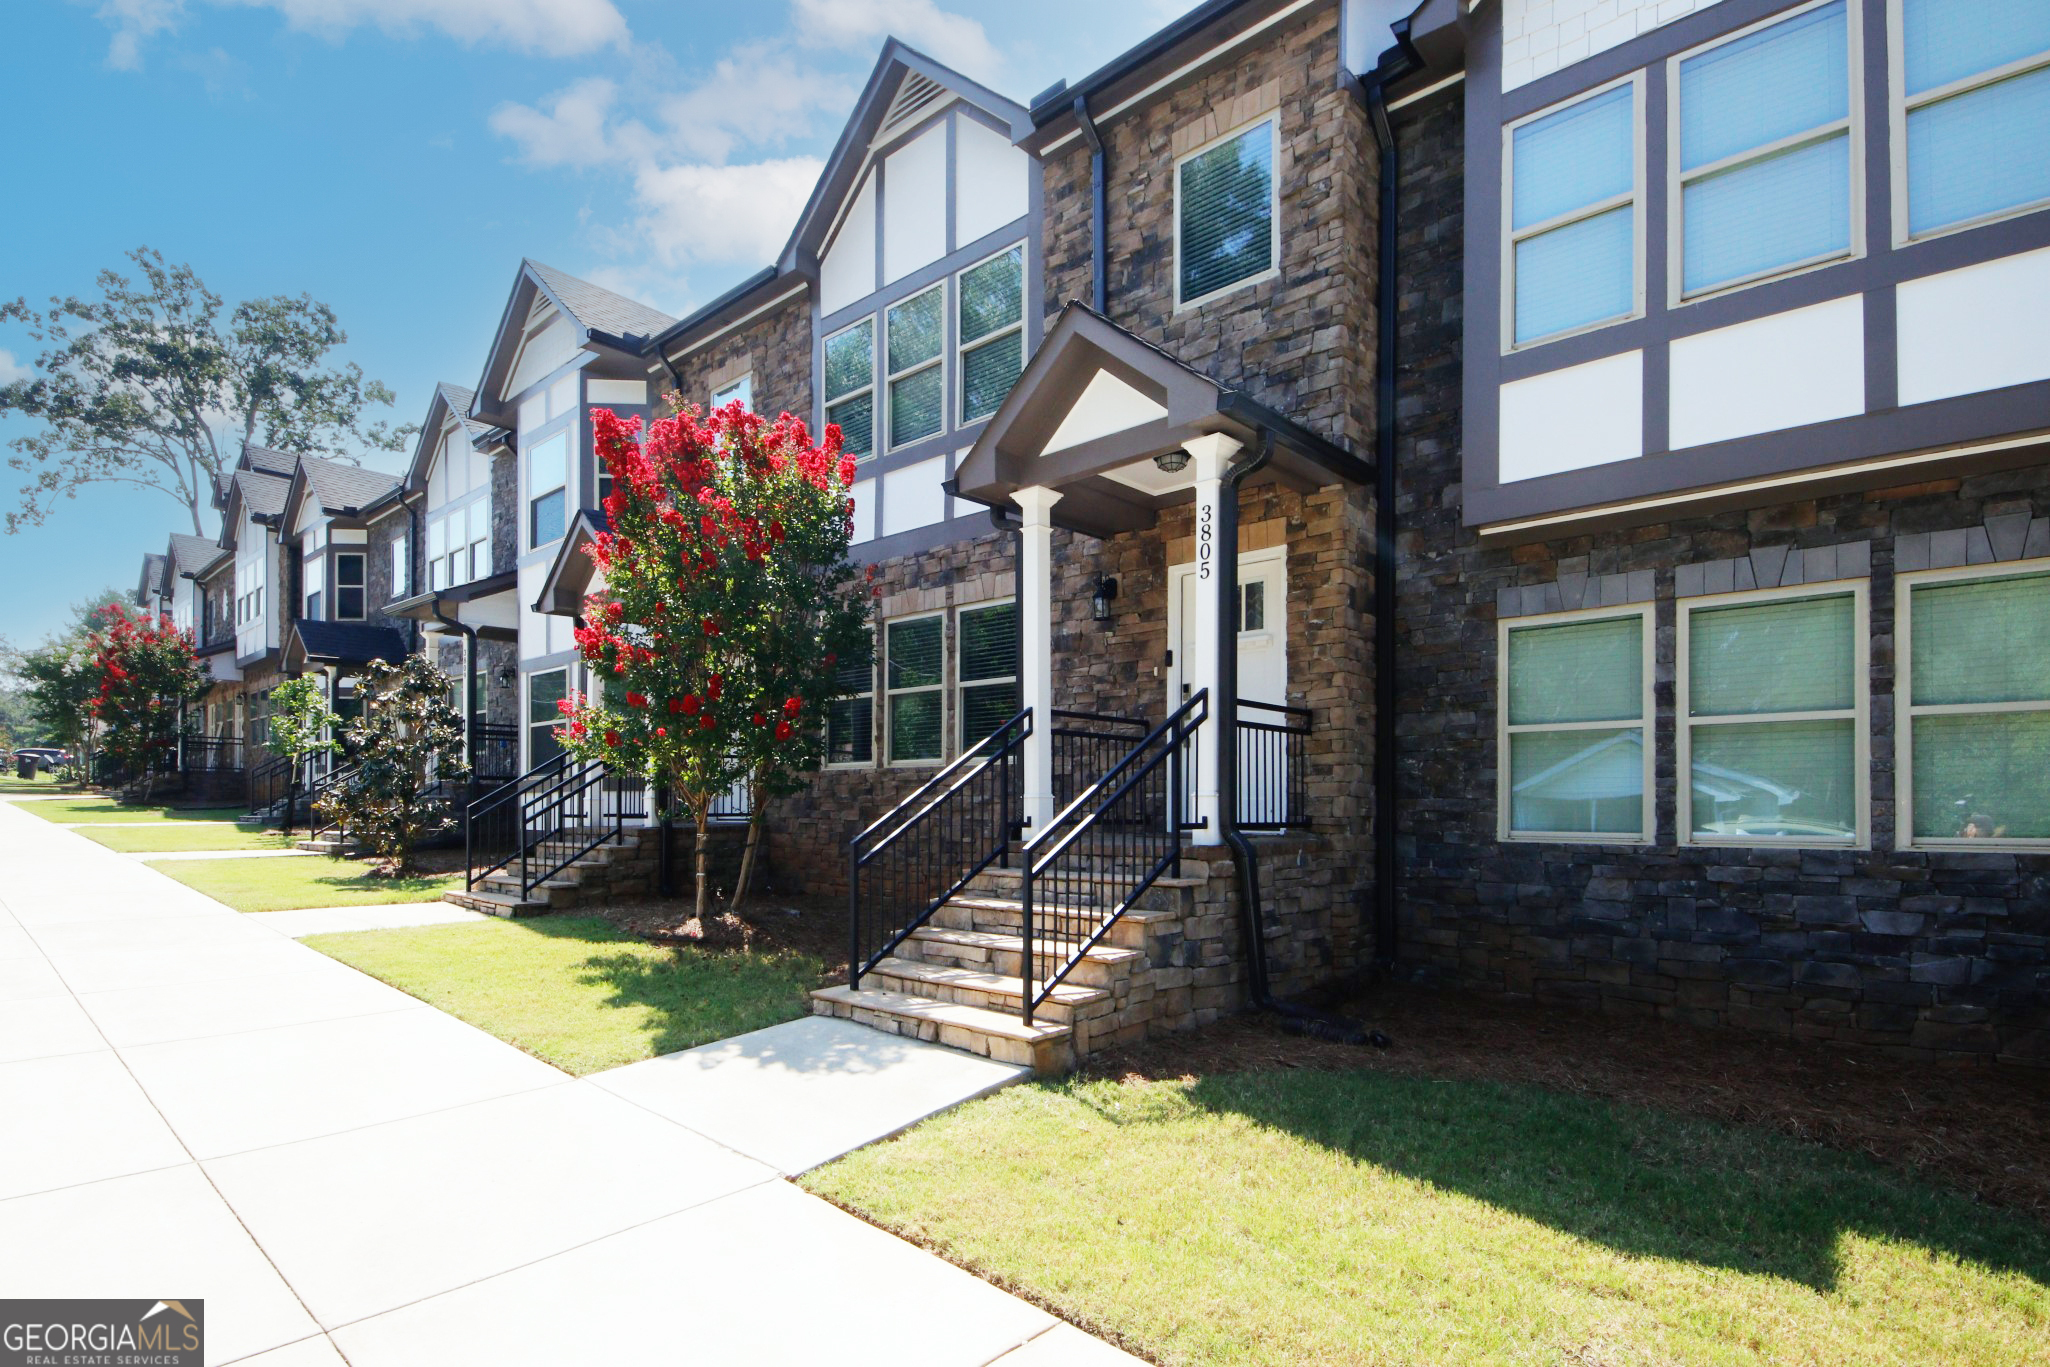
[1168,547,1289,822]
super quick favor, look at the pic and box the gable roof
[136,553,169,606]
[405,381,501,491]
[168,532,227,580]
[224,467,291,532]
[298,454,400,516]
[471,259,677,425]
[241,445,302,478]
[285,620,411,671]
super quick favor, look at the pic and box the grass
[806,1070,2050,1367]
[153,854,463,912]
[0,770,77,795]
[303,916,822,1074]
[17,796,250,824]
[78,822,295,853]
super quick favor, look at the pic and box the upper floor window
[1507,80,1640,347]
[528,432,569,548]
[712,374,752,412]
[1896,0,2050,241]
[1498,607,1653,842]
[304,590,322,622]
[958,245,1025,425]
[886,285,945,450]
[334,552,365,621]
[1675,0,1855,300]
[824,318,875,462]
[1176,116,1278,308]
[391,532,410,599]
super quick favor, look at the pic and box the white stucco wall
[1501,0,1731,91]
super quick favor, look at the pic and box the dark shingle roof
[237,469,291,521]
[242,445,302,477]
[526,260,677,345]
[299,453,400,513]
[290,620,410,667]
[136,553,168,605]
[437,382,491,439]
[167,532,225,578]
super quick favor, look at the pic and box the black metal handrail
[1020,690,1209,1026]
[471,723,521,786]
[1050,708,1149,811]
[1234,699,1312,831]
[304,761,364,842]
[465,751,571,889]
[179,734,241,773]
[849,709,1031,988]
[247,756,291,819]
[513,761,648,900]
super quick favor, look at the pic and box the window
[1176,116,1278,308]
[827,630,875,767]
[712,374,753,412]
[886,286,945,450]
[426,518,447,592]
[467,503,491,583]
[958,246,1024,425]
[885,614,944,764]
[1896,0,2050,240]
[528,432,569,548]
[334,553,365,620]
[824,318,875,462]
[1679,584,1867,846]
[304,591,322,622]
[391,532,410,598]
[1674,0,1856,299]
[1898,563,2050,849]
[1498,608,1654,841]
[957,602,1018,748]
[1507,80,1640,346]
[529,668,568,767]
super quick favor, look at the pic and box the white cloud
[91,0,627,68]
[489,76,643,169]
[789,0,999,82]
[95,0,184,70]
[0,350,32,386]
[618,157,822,271]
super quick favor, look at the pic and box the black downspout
[1073,96,1108,314]
[1218,432,1275,1006]
[404,493,423,655]
[429,598,480,782]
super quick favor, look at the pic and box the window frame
[1676,579,1871,849]
[885,283,948,453]
[1495,603,1657,845]
[1500,72,1648,353]
[391,531,410,599]
[527,667,569,770]
[955,242,1027,426]
[527,431,570,550]
[883,609,947,769]
[823,315,877,464]
[333,551,366,621]
[825,625,878,770]
[955,598,1019,751]
[1173,112,1283,312]
[712,373,753,412]
[1894,557,2050,853]
[1666,0,1867,308]
[1886,0,2050,246]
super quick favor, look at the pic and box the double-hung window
[391,532,409,598]
[528,433,569,548]
[712,374,752,412]
[824,319,875,462]
[1895,0,2050,240]
[334,553,365,620]
[1898,563,2050,848]
[886,286,945,450]
[956,602,1019,748]
[1679,584,1867,846]
[529,668,567,767]
[885,613,944,764]
[1499,608,1654,841]
[827,629,875,767]
[1675,0,1856,299]
[1507,80,1640,347]
[466,503,491,583]
[958,246,1024,425]
[302,553,324,622]
[1176,116,1278,308]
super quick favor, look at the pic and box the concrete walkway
[0,801,1138,1366]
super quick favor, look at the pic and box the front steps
[812,855,1220,1076]
[443,830,652,918]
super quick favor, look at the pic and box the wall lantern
[1152,447,1190,474]
[1091,574,1119,626]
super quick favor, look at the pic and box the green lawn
[807,1071,2050,1367]
[0,771,77,795]
[304,916,822,1075]
[153,855,463,912]
[19,797,250,824]
[80,823,295,854]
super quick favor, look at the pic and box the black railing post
[1020,864,1035,1028]
[849,844,862,990]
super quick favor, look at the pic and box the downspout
[1072,97,1108,314]
[404,492,423,655]
[429,596,480,781]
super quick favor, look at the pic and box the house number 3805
[1197,504,1213,581]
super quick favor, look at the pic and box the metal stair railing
[247,756,291,821]
[1233,699,1312,831]
[1020,690,1209,1026]
[303,761,364,843]
[848,709,1031,989]
[464,752,570,890]
[511,761,648,901]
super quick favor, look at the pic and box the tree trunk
[693,800,712,923]
[730,807,763,913]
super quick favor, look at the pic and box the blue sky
[0,0,1191,647]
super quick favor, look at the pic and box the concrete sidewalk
[0,801,1137,1366]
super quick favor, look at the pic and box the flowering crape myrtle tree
[560,401,871,923]
[88,604,208,800]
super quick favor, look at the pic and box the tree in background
[315,655,468,875]
[9,588,133,778]
[87,603,209,800]
[266,674,341,837]
[0,247,415,535]
[558,402,869,923]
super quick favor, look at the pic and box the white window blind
[886,615,944,763]
[1509,83,1637,345]
[1502,612,1651,839]
[957,602,1018,748]
[886,286,945,450]
[824,319,875,462]
[1677,1,1853,296]
[827,629,875,766]
[1177,118,1277,306]
[958,246,1025,425]
[1900,0,2050,238]
[528,433,568,548]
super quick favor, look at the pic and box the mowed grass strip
[79,822,295,854]
[21,797,251,824]
[0,771,77,796]
[153,854,463,913]
[806,1071,2050,1367]
[304,916,822,1075]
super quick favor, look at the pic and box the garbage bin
[16,756,34,781]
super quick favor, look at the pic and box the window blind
[1907,65,2050,236]
[1178,120,1275,303]
[1907,571,2050,841]
[887,289,945,448]
[1510,84,1636,344]
[825,320,875,461]
[828,633,875,766]
[959,247,1025,424]
[1506,616,1644,726]
[887,617,944,762]
[1503,613,1648,838]
[1687,593,1854,717]
[958,603,1018,747]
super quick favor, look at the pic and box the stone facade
[659,295,813,425]
[1389,88,2050,1065]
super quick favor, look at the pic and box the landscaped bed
[303,915,823,1074]
[153,853,464,912]
[78,822,294,854]
[18,796,249,824]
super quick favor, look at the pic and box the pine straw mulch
[575,890,851,985]
[1086,982,2050,1224]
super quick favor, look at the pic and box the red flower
[702,617,720,636]
[556,698,575,716]
[667,698,685,715]
[682,695,702,715]
[775,721,794,740]
[626,691,647,708]
[706,675,723,701]
[603,730,620,747]
[782,697,802,718]
[698,715,716,730]
[655,727,667,739]
[752,711,766,727]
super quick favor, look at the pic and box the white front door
[1168,547,1289,824]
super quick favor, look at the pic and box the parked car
[12,747,74,773]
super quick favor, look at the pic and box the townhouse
[128,0,2045,1064]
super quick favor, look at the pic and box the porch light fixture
[1152,448,1190,474]
[1091,575,1118,626]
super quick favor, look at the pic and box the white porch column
[1012,485,1063,837]
[1181,433,1243,845]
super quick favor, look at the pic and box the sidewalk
[0,800,1138,1366]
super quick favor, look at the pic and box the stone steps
[810,984,1075,1075]
[444,832,653,917]
[862,955,1107,1025]
[443,887,551,918]
[907,925,1141,988]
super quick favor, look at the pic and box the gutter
[1072,96,1109,314]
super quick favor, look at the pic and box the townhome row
[138,0,2048,1064]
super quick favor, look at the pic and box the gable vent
[882,71,948,133]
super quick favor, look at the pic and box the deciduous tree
[88,603,209,800]
[315,655,468,875]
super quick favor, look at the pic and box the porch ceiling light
[1091,575,1118,626]
[1152,447,1190,474]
